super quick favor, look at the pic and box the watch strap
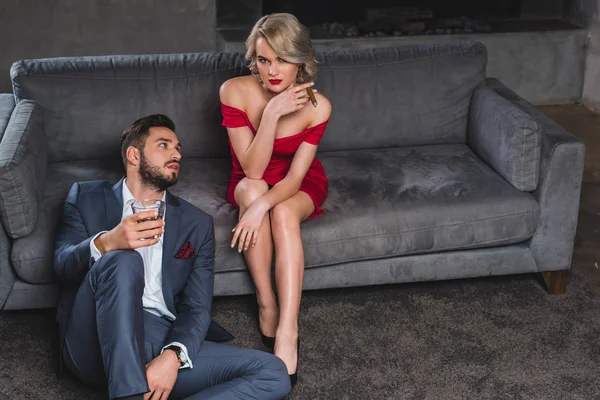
[165,345,185,366]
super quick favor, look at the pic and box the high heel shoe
[255,304,276,351]
[289,338,300,388]
[259,330,275,351]
[256,312,276,350]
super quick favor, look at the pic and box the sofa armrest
[0,219,15,309]
[0,94,15,142]
[468,85,542,191]
[0,100,47,239]
[486,78,585,272]
[0,95,17,308]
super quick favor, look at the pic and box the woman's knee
[235,178,269,208]
[270,202,300,234]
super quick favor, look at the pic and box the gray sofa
[0,41,585,311]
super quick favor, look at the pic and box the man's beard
[139,151,178,192]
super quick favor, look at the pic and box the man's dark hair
[120,114,176,166]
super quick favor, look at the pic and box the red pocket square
[175,241,196,259]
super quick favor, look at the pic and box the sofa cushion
[12,145,539,284]
[151,146,540,273]
[10,159,236,284]
[11,160,125,283]
[0,100,47,239]
[304,144,539,267]
[11,42,486,164]
[468,86,541,191]
[315,41,487,152]
[11,52,248,163]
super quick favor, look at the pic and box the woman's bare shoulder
[310,92,332,124]
[220,76,261,106]
[220,76,258,97]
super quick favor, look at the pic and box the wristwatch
[164,345,186,367]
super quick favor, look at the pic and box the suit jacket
[53,178,230,362]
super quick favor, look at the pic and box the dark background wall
[262,0,521,26]
[565,0,598,26]
[0,0,216,93]
[579,0,600,109]
[2,0,600,107]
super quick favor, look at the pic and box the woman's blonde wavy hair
[245,13,318,83]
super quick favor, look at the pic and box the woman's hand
[231,199,270,252]
[265,82,316,118]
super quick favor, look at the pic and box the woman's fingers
[231,225,241,248]
[232,224,260,252]
[243,230,255,251]
[293,82,314,92]
[237,229,249,252]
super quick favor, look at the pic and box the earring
[254,70,262,84]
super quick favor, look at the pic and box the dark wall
[262,0,520,26]
[580,0,600,109]
[2,0,598,105]
[0,0,216,93]
[565,0,598,26]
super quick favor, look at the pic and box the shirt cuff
[161,342,193,369]
[89,231,108,262]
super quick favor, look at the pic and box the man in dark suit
[53,114,291,400]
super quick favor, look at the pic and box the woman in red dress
[219,13,331,386]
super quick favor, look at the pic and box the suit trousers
[62,250,290,400]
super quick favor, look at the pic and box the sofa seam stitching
[521,120,526,190]
[532,122,540,190]
[213,210,534,250]
[0,103,33,236]
[303,211,534,248]
[13,48,486,81]
[214,234,533,273]
[530,140,580,240]
[304,233,532,267]
[16,214,533,266]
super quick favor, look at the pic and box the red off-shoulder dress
[221,102,329,220]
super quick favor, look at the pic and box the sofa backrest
[314,41,487,152]
[11,41,487,163]
[11,53,248,163]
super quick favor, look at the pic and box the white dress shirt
[90,179,192,368]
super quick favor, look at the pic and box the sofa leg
[540,270,568,294]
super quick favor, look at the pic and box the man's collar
[122,178,167,207]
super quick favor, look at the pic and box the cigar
[306,87,318,107]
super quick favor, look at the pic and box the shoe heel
[289,338,300,387]
[260,330,275,351]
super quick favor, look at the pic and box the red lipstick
[268,79,282,85]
